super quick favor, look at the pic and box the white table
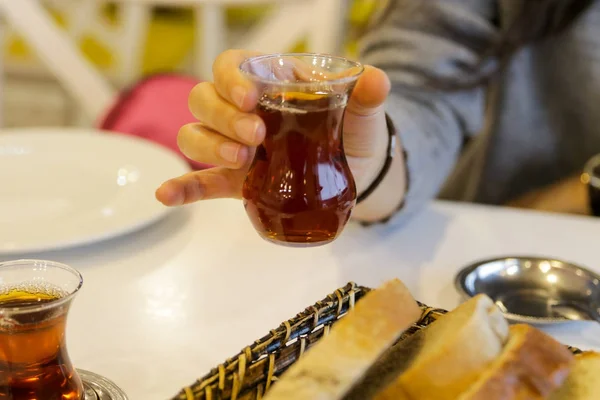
[3,200,600,399]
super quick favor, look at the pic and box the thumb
[346,66,391,117]
[342,66,391,160]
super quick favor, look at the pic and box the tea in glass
[240,54,364,247]
[0,260,83,400]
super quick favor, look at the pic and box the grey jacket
[360,0,600,223]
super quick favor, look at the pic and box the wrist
[353,112,390,196]
[353,144,407,223]
[352,113,408,224]
[356,113,397,204]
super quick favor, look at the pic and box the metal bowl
[455,256,600,325]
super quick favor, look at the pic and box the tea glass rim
[583,153,600,188]
[0,259,83,315]
[239,52,364,87]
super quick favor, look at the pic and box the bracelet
[356,113,397,204]
[357,114,409,227]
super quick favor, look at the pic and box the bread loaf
[262,279,422,400]
[374,294,510,400]
[458,324,574,400]
[343,331,422,400]
[549,352,600,399]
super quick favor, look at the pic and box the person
[156,0,600,226]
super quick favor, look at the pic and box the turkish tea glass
[0,259,83,399]
[240,53,364,247]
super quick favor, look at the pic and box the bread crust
[549,351,600,399]
[458,324,574,400]
[574,351,600,362]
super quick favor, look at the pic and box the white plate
[0,128,191,254]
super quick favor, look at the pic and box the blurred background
[1,0,381,129]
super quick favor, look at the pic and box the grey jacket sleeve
[359,0,500,224]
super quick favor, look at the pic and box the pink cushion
[98,74,210,170]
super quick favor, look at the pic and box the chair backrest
[0,0,116,122]
[98,73,210,170]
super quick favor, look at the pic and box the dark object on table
[583,154,600,216]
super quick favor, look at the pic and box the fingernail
[171,193,184,206]
[231,86,246,108]
[234,117,260,143]
[156,183,184,206]
[219,142,240,163]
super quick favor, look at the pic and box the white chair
[0,0,116,124]
[58,0,347,81]
[0,0,347,126]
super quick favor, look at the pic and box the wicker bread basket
[172,282,582,400]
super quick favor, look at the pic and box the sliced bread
[262,279,422,400]
[549,351,600,399]
[457,324,574,400]
[374,294,510,400]
[343,327,424,400]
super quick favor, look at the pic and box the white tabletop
[5,199,600,399]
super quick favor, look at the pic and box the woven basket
[172,282,583,400]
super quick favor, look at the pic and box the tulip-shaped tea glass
[0,259,83,399]
[240,53,364,247]
[0,259,127,400]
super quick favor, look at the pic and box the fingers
[155,168,244,206]
[188,82,265,146]
[177,123,251,168]
[346,66,391,117]
[212,49,262,112]
[171,49,264,207]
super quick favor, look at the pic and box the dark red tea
[0,288,83,400]
[243,92,356,246]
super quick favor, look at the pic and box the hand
[155,50,392,206]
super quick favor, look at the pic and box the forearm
[351,0,499,224]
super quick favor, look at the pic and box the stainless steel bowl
[455,256,600,325]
